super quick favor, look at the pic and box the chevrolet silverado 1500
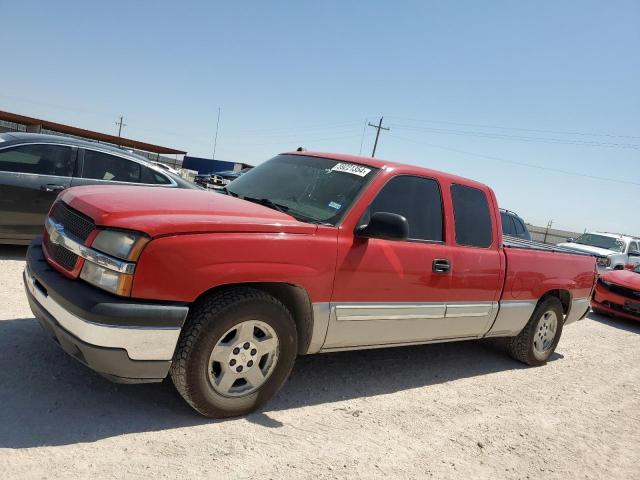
[24,151,597,418]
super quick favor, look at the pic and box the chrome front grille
[50,202,95,242]
[44,202,96,272]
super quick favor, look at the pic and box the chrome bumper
[25,263,182,361]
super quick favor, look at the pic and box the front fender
[131,231,338,303]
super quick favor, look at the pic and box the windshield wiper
[220,187,239,197]
[242,196,290,214]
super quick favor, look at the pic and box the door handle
[40,184,66,193]
[432,258,451,273]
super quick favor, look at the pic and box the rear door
[447,184,504,306]
[71,148,173,187]
[0,143,75,243]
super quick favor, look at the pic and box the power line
[368,117,390,157]
[387,123,640,150]
[385,115,640,140]
[386,133,640,187]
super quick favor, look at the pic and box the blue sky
[1,1,638,233]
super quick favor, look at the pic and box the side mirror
[356,212,409,241]
[566,238,574,243]
[629,250,640,257]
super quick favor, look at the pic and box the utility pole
[213,107,221,160]
[115,116,127,146]
[543,219,554,244]
[368,117,389,157]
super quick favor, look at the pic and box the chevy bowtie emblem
[48,220,65,245]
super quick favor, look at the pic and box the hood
[59,185,317,237]
[601,269,640,290]
[556,242,615,257]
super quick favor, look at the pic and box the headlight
[80,261,133,296]
[91,229,149,261]
[596,256,611,267]
[79,229,148,296]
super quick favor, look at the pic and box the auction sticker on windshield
[331,163,371,177]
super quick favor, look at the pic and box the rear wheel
[170,288,297,418]
[506,296,564,366]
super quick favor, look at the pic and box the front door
[0,143,74,243]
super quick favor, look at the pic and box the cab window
[365,175,443,242]
[451,184,493,248]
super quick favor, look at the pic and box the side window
[140,165,172,185]
[451,184,493,248]
[0,144,73,176]
[82,150,140,183]
[500,212,516,236]
[367,175,443,242]
[514,218,526,236]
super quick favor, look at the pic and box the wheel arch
[539,289,571,316]
[192,282,314,354]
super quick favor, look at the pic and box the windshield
[573,233,625,252]
[227,154,377,225]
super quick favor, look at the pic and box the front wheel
[170,288,298,418]
[506,296,564,366]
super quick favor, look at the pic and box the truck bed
[503,235,596,257]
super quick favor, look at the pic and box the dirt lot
[0,245,639,480]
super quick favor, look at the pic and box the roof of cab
[284,150,490,190]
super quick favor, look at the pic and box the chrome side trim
[25,268,180,360]
[306,302,331,354]
[484,300,537,337]
[446,303,494,318]
[46,217,136,274]
[565,297,590,325]
[335,304,445,321]
[322,301,498,350]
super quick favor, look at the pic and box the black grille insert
[44,235,79,270]
[50,202,95,241]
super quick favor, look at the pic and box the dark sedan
[0,132,198,244]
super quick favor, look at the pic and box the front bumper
[592,283,640,322]
[25,237,189,383]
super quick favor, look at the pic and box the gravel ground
[0,245,639,480]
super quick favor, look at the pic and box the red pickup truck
[24,151,596,418]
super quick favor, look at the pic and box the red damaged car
[592,264,640,321]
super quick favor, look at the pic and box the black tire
[170,287,297,418]
[506,296,564,366]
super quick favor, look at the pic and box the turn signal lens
[80,260,134,296]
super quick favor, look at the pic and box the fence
[526,225,582,245]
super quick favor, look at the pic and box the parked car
[499,208,532,240]
[0,132,198,245]
[24,151,596,418]
[557,232,640,273]
[592,264,640,321]
[195,168,252,190]
[149,160,181,176]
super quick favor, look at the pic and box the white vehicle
[557,232,640,273]
[149,160,181,176]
